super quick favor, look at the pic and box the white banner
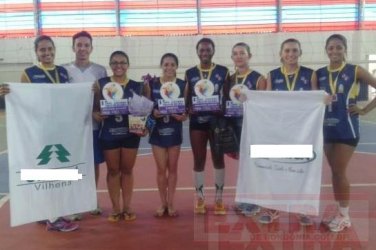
[5,83,97,226]
[235,90,327,216]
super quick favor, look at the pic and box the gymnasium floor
[0,118,375,250]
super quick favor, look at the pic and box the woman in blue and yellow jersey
[224,42,266,217]
[94,51,149,222]
[259,38,318,226]
[185,38,230,215]
[224,42,266,149]
[148,53,187,217]
[0,35,78,232]
[21,35,69,84]
[317,34,376,232]
[267,38,317,91]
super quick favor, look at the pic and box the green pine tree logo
[37,144,71,165]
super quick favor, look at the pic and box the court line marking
[361,120,376,125]
[0,150,7,155]
[355,151,376,155]
[0,194,9,208]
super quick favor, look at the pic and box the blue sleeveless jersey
[270,66,314,91]
[98,77,144,140]
[24,65,69,83]
[185,64,229,125]
[229,70,263,92]
[317,64,359,140]
[227,70,263,140]
[148,77,185,147]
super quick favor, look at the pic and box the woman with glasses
[94,50,149,222]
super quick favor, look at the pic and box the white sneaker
[325,213,351,232]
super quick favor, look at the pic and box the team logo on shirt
[191,76,200,82]
[341,73,349,81]
[33,75,47,79]
[301,77,308,85]
[275,79,284,84]
[59,72,68,80]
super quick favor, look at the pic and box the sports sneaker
[242,204,260,217]
[326,214,351,232]
[214,201,226,215]
[233,203,245,214]
[46,218,79,232]
[298,214,313,226]
[194,198,206,214]
[90,207,102,216]
[258,210,279,224]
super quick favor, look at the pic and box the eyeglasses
[110,61,128,66]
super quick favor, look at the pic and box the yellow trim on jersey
[327,62,346,95]
[37,64,60,84]
[21,71,31,83]
[281,66,300,91]
[349,65,359,99]
[197,63,215,80]
[255,76,262,89]
[235,69,251,85]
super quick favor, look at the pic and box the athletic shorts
[100,135,141,150]
[189,115,213,131]
[324,137,359,147]
[189,121,211,131]
[93,130,105,165]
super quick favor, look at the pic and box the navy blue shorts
[93,130,105,165]
[100,135,141,150]
[189,121,211,131]
[149,121,183,148]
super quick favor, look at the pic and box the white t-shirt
[63,62,107,130]
[64,62,107,84]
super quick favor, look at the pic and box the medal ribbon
[38,64,60,84]
[236,69,252,86]
[198,63,214,81]
[328,62,346,95]
[281,66,300,91]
